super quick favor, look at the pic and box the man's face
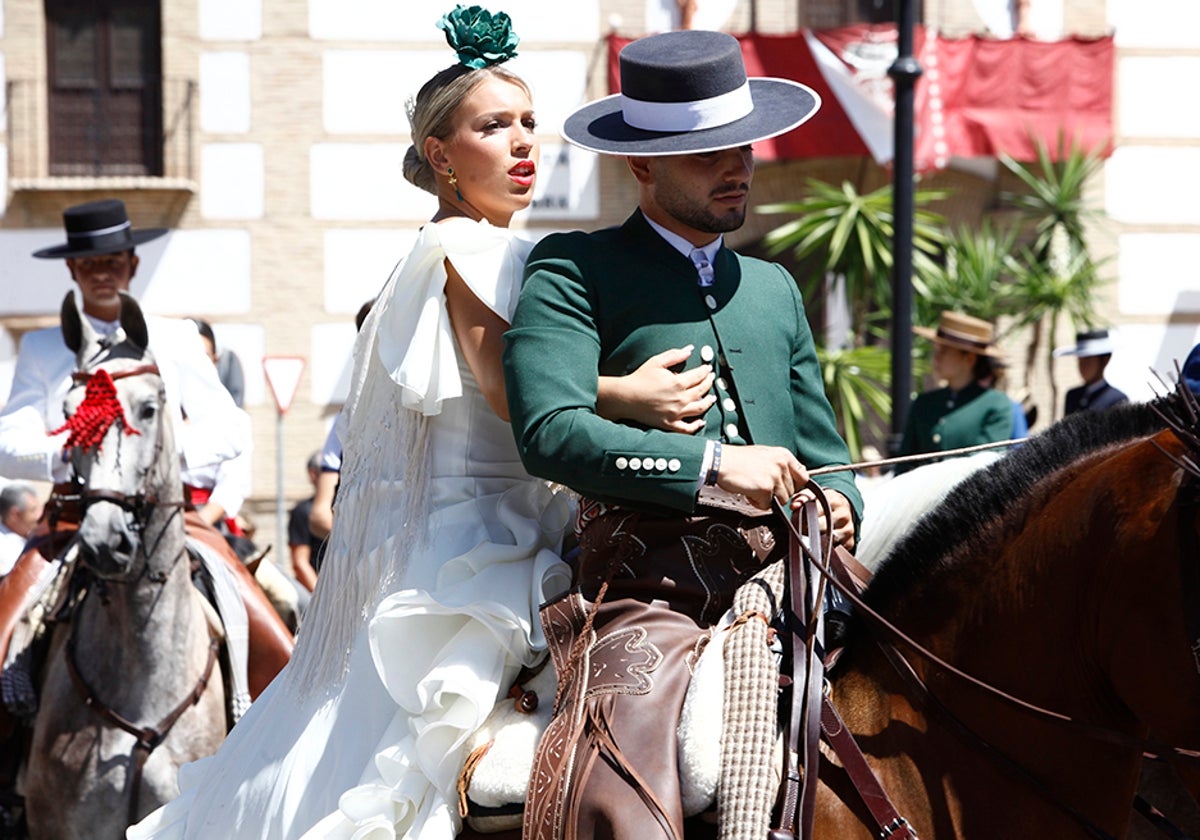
[1077,354,1107,385]
[637,145,755,244]
[6,493,42,538]
[66,250,138,316]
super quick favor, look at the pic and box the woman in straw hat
[895,311,1014,474]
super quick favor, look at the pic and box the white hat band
[620,81,753,133]
[71,220,132,240]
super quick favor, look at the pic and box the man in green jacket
[503,29,860,839]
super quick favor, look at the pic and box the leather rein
[773,481,1200,840]
[59,361,215,824]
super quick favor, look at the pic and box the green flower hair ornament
[438,5,519,70]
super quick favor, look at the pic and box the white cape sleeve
[373,218,530,417]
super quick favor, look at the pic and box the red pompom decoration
[49,368,141,452]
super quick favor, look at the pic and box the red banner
[607,26,1113,169]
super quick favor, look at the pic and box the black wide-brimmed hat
[32,199,168,259]
[562,29,820,156]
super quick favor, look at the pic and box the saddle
[454,496,874,837]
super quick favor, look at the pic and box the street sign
[262,356,306,415]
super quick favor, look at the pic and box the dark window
[46,0,163,176]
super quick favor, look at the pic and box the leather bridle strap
[65,621,221,826]
[70,363,161,384]
[773,489,917,840]
[819,695,918,839]
[876,639,1118,840]
[771,496,825,840]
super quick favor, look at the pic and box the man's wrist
[703,440,722,486]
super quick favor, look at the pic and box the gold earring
[447,167,464,202]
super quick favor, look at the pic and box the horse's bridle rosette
[437,4,519,69]
[50,368,141,452]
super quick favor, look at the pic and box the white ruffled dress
[128,217,572,840]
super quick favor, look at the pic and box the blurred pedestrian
[309,299,373,540]
[896,311,1013,474]
[0,482,42,576]
[1054,328,1128,416]
[287,452,324,592]
[191,316,246,407]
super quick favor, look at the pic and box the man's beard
[670,200,746,234]
[660,186,748,234]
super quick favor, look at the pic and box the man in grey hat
[1054,328,1129,416]
[503,30,860,839]
[0,200,292,728]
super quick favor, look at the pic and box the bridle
[62,363,188,583]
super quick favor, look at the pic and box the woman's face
[439,75,538,226]
[932,343,976,385]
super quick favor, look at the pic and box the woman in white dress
[129,8,713,840]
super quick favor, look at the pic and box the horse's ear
[118,292,150,352]
[60,292,89,355]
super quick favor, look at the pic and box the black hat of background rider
[561,29,821,156]
[32,199,167,260]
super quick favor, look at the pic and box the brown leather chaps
[524,504,787,840]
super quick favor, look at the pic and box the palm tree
[757,179,944,457]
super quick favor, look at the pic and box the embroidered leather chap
[524,504,786,840]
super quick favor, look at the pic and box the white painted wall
[323,51,450,134]
[311,143,434,220]
[1109,0,1200,48]
[199,0,263,41]
[201,52,252,134]
[323,229,419,314]
[309,0,599,43]
[138,230,253,315]
[1117,233,1200,316]
[1105,147,1200,225]
[201,143,265,219]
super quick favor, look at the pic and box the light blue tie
[690,248,715,287]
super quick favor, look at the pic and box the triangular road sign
[262,356,306,415]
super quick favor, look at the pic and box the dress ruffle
[299,482,571,839]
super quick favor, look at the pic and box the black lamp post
[887,0,922,456]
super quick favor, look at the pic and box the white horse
[22,293,226,840]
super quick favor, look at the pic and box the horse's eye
[139,403,158,422]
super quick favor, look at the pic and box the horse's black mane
[864,392,1191,613]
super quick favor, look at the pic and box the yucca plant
[759,179,947,344]
[1001,134,1109,419]
[815,343,893,461]
[1000,135,1106,266]
[912,221,1022,330]
[1009,248,1109,420]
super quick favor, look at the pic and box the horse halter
[58,363,187,581]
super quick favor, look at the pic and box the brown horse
[814,396,1200,839]
[22,294,226,840]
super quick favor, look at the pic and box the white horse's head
[59,291,179,580]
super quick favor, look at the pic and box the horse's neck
[73,541,198,690]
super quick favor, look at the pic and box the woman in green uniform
[896,311,1013,474]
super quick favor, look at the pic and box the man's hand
[793,486,856,550]
[715,444,808,511]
